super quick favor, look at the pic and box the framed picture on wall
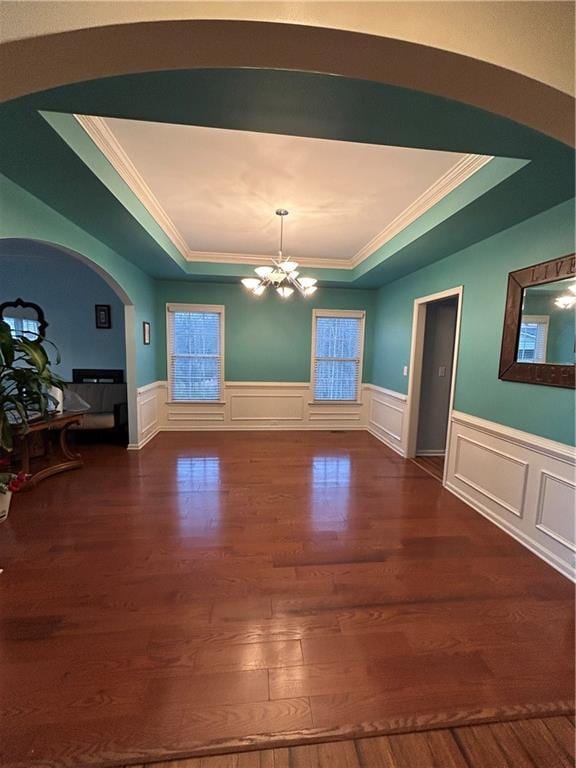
[143,321,151,345]
[95,304,111,329]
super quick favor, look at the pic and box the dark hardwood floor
[412,454,445,481]
[0,431,573,768]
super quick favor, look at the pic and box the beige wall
[1,1,574,96]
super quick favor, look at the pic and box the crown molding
[184,250,350,270]
[350,153,493,267]
[74,114,492,272]
[73,113,190,260]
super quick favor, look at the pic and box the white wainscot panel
[131,381,165,449]
[454,434,528,517]
[446,411,576,581]
[365,385,407,456]
[230,393,304,422]
[308,404,364,425]
[536,471,576,552]
[167,408,225,423]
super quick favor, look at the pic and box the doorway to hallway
[404,287,462,485]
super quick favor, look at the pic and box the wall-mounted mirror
[0,298,48,341]
[500,254,575,388]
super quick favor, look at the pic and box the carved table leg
[19,435,30,475]
[59,423,81,461]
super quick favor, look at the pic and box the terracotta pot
[0,491,11,522]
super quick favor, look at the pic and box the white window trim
[310,308,366,403]
[166,303,226,404]
[519,314,549,363]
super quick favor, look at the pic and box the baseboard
[367,425,406,457]
[158,424,367,433]
[446,480,575,582]
[127,426,160,451]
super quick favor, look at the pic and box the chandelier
[554,282,576,309]
[241,209,318,299]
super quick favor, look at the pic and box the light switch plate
[438,366,447,377]
[403,366,408,376]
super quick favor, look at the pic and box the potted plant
[0,469,29,522]
[0,318,64,454]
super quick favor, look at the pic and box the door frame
[403,286,463,485]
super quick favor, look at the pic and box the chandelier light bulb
[279,261,299,273]
[289,271,299,279]
[569,283,576,295]
[255,266,274,278]
[241,278,262,290]
[277,286,294,298]
[303,286,317,296]
[299,277,317,288]
[252,285,266,296]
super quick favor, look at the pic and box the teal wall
[155,282,375,382]
[0,174,160,386]
[371,198,576,446]
[1,248,126,381]
[522,292,575,365]
[2,172,574,445]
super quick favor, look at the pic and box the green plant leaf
[0,321,15,367]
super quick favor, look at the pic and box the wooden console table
[14,412,84,489]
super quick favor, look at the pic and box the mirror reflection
[0,299,46,341]
[518,279,576,365]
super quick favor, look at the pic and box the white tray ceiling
[80,116,491,268]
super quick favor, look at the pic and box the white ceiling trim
[74,114,492,271]
[349,152,493,267]
[74,113,190,260]
[183,250,348,269]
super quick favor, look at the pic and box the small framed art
[143,321,151,345]
[95,304,111,329]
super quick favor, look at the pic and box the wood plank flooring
[126,716,575,767]
[412,454,444,481]
[0,431,573,768]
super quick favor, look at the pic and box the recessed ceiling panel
[100,117,477,264]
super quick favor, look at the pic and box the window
[312,309,365,401]
[166,304,224,401]
[517,315,549,363]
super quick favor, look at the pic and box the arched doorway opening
[0,238,139,445]
[0,20,572,146]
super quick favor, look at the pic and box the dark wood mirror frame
[0,297,48,340]
[499,253,575,389]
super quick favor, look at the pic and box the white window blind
[518,315,549,363]
[167,305,224,401]
[312,310,365,401]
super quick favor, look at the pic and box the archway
[0,20,573,146]
[0,238,139,445]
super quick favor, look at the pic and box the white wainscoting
[364,384,407,456]
[446,411,576,581]
[135,381,369,437]
[128,380,165,450]
[133,381,407,447]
